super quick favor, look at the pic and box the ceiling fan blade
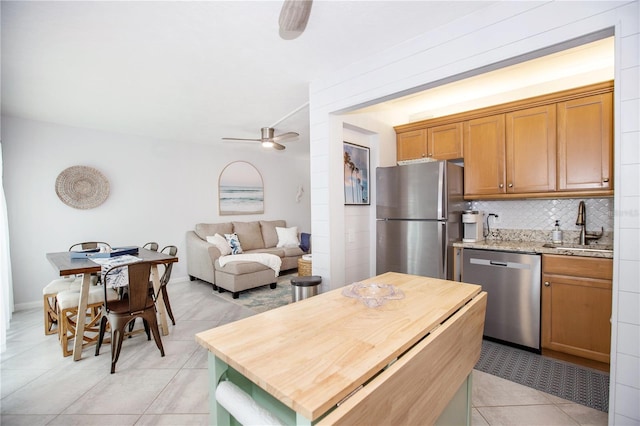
[279,0,312,40]
[221,137,262,142]
[272,131,299,142]
[272,142,286,150]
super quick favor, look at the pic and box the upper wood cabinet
[397,129,427,161]
[463,105,556,196]
[397,123,463,161]
[505,104,557,194]
[463,114,505,195]
[428,122,463,160]
[557,92,613,191]
[394,81,614,199]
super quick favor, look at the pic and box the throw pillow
[224,233,244,255]
[206,233,232,256]
[276,226,299,248]
[299,232,311,252]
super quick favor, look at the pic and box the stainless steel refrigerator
[376,160,464,279]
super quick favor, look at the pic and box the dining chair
[153,245,178,325]
[143,242,159,251]
[95,261,165,373]
[56,283,119,357]
[42,241,110,335]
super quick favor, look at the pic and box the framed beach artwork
[343,142,370,205]
[219,161,264,215]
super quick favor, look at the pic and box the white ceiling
[1,1,613,150]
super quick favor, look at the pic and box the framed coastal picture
[219,161,264,215]
[343,142,370,205]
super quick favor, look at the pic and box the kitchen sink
[542,243,613,253]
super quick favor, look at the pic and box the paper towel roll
[215,380,284,426]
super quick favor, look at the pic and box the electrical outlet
[488,212,501,224]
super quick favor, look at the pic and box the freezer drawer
[461,248,541,351]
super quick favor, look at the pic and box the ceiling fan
[222,127,299,150]
[279,0,313,40]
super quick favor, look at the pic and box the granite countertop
[453,229,613,259]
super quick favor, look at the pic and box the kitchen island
[195,272,486,425]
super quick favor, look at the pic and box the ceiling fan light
[279,0,312,39]
[262,141,274,148]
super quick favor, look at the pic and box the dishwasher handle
[469,257,533,270]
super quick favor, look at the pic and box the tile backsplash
[468,198,614,243]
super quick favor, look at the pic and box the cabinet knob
[499,183,504,189]
[544,281,550,287]
[508,183,513,188]
[421,153,425,157]
[603,178,610,183]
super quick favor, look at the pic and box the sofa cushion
[232,221,265,251]
[282,246,305,257]
[195,222,233,240]
[245,247,285,257]
[215,259,271,274]
[260,220,286,248]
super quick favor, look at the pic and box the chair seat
[106,297,155,315]
[43,278,75,295]
[57,286,119,310]
[42,276,95,336]
[43,275,97,295]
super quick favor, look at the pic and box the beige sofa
[186,220,305,298]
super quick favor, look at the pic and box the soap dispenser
[552,220,563,244]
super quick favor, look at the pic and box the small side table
[298,257,312,276]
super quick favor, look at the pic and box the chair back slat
[143,242,159,251]
[127,262,153,312]
[159,246,178,288]
[104,261,154,312]
[69,241,111,251]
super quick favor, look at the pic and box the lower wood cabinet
[541,254,612,364]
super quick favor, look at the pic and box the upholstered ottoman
[214,259,277,299]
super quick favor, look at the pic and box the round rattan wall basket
[55,165,110,209]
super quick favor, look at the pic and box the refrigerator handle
[439,221,447,279]
[437,161,445,220]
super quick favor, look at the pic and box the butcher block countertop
[195,272,484,422]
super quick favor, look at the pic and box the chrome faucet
[576,201,587,245]
[575,200,603,245]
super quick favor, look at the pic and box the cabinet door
[463,114,505,196]
[557,92,613,191]
[397,129,428,161]
[541,274,612,363]
[428,122,463,160]
[505,105,556,193]
[541,255,612,364]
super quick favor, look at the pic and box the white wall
[340,114,399,285]
[308,1,639,423]
[2,115,311,308]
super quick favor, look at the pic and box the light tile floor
[1,279,609,425]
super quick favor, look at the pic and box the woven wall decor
[55,165,110,209]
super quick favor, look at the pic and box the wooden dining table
[46,247,178,361]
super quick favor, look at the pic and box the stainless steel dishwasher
[461,248,541,351]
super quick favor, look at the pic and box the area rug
[213,273,294,313]
[475,339,609,412]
